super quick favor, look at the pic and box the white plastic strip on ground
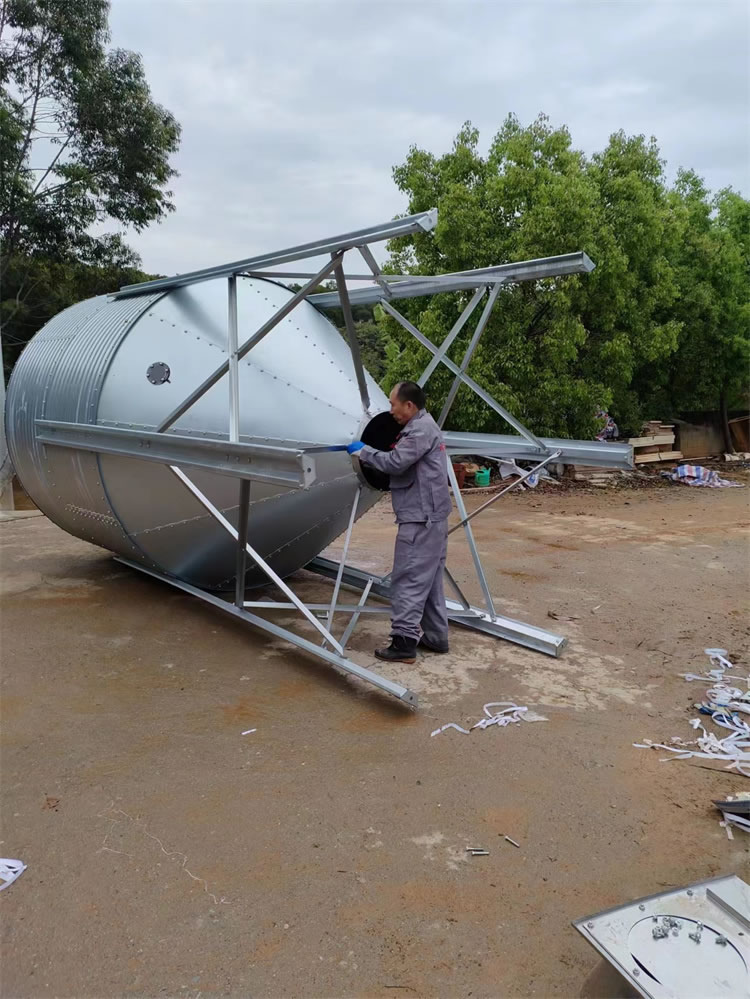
[635,649,750,778]
[431,702,547,737]
[0,858,26,891]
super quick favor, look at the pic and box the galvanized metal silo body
[6,276,386,590]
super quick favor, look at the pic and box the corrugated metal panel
[6,293,162,556]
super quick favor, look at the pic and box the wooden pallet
[634,450,683,464]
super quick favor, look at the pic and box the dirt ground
[1,476,749,998]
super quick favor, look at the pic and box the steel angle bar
[447,450,562,536]
[114,210,438,298]
[227,275,240,443]
[35,420,317,489]
[157,255,342,433]
[244,270,386,281]
[446,458,496,618]
[307,556,392,599]
[446,605,566,657]
[333,262,371,412]
[340,578,375,649]
[357,244,392,298]
[309,251,595,307]
[444,568,471,610]
[242,601,389,614]
[380,301,545,451]
[323,486,361,644]
[114,557,417,706]
[235,478,250,606]
[443,431,634,469]
[168,465,345,654]
[438,281,504,427]
[306,556,565,657]
[418,286,486,389]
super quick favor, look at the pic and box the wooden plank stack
[629,421,683,465]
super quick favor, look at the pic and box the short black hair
[394,380,426,409]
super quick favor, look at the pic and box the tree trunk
[719,388,734,454]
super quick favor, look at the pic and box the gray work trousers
[390,519,449,643]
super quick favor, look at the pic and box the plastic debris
[0,858,26,892]
[662,464,743,488]
[430,722,470,737]
[720,812,750,836]
[241,729,257,735]
[504,836,520,848]
[431,702,548,737]
[635,649,750,778]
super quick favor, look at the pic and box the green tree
[652,173,750,448]
[0,0,180,270]
[381,116,682,438]
[1,242,154,374]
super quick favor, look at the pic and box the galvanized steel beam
[444,431,633,469]
[116,557,418,707]
[305,556,567,658]
[114,210,438,298]
[35,420,318,489]
[309,251,595,307]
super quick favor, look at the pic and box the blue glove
[346,440,365,454]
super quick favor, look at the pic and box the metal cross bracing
[75,209,633,708]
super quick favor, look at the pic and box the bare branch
[31,134,71,195]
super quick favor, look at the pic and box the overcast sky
[108,0,749,276]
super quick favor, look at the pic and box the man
[347,381,453,664]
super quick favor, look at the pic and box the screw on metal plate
[687,889,693,896]
[716,936,728,946]
[632,969,640,977]
[653,926,669,940]
[587,922,594,929]
[639,903,645,911]
[146,361,171,385]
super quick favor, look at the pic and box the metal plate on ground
[574,875,750,999]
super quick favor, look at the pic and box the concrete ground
[1,477,749,998]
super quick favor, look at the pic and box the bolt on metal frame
[96,209,631,706]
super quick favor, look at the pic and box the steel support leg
[324,486,361,644]
[227,275,240,442]
[333,260,371,413]
[305,555,566,658]
[235,478,250,607]
[115,557,417,707]
[446,457,496,618]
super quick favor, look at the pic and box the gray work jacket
[359,409,453,524]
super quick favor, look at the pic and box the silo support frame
[305,556,566,659]
[114,555,418,708]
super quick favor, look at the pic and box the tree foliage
[0,0,180,269]
[377,115,748,438]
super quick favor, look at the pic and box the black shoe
[418,634,450,654]
[375,635,417,663]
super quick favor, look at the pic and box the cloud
[108,0,749,275]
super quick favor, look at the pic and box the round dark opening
[360,410,401,491]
